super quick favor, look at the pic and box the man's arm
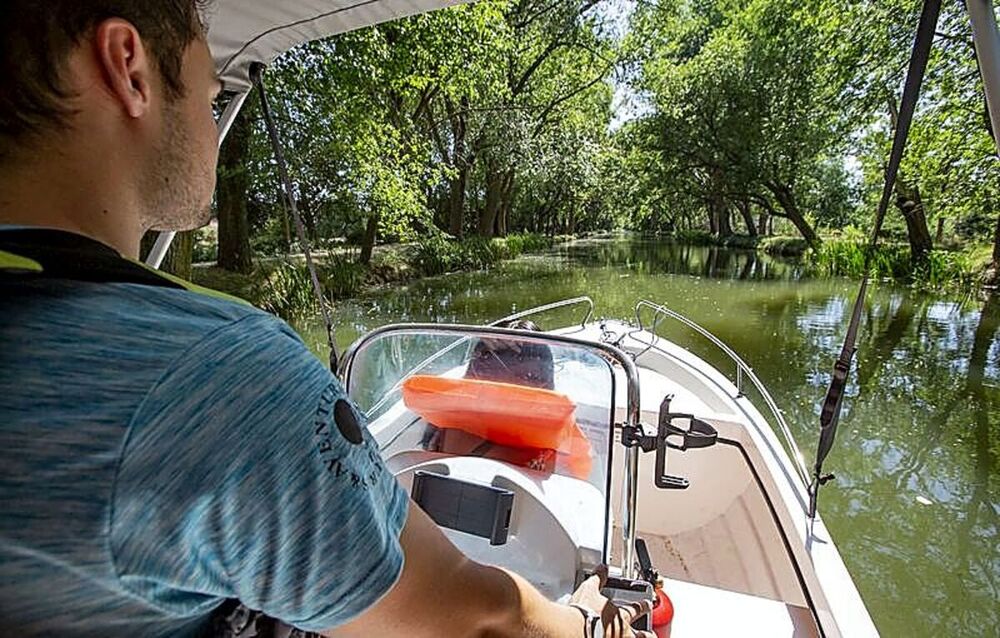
[111,315,649,636]
[327,502,652,638]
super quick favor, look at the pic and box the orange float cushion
[402,375,578,449]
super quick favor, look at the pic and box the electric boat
[334,298,879,637]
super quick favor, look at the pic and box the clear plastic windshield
[344,328,616,495]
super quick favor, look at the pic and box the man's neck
[0,208,144,258]
[0,153,146,258]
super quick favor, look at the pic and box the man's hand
[569,565,655,638]
[325,501,654,638]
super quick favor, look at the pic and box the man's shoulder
[76,277,286,341]
[117,279,275,332]
[108,282,311,378]
[1,277,306,393]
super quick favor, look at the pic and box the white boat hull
[352,316,879,637]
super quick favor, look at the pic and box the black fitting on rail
[622,394,718,491]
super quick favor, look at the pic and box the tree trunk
[706,199,719,236]
[359,212,378,265]
[767,183,819,245]
[216,100,254,274]
[887,95,934,260]
[496,169,514,237]
[479,160,502,238]
[894,181,933,260]
[717,207,733,237]
[935,217,945,244]
[139,230,194,279]
[448,166,468,237]
[737,199,757,236]
[757,210,769,237]
[164,231,195,280]
[708,169,729,237]
[442,96,470,238]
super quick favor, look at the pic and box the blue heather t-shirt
[0,248,408,636]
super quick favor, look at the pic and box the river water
[301,238,999,637]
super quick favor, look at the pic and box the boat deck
[657,576,818,637]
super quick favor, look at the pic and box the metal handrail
[633,300,810,485]
[490,296,594,329]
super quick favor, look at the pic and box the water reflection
[301,239,998,637]
[564,238,807,281]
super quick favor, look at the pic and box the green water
[302,238,999,637]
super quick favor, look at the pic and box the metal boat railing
[490,296,594,329]
[633,300,810,485]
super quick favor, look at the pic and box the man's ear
[93,18,155,119]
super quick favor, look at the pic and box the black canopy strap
[251,63,339,373]
[808,0,941,519]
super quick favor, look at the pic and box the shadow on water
[300,238,999,637]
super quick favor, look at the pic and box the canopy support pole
[145,90,252,269]
[252,64,339,372]
[809,0,940,519]
[968,0,1000,153]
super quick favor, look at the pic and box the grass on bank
[191,232,560,321]
[808,240,991,290]
[759,234,993,290]
[659,229,993,291]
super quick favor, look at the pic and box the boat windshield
[344,328,616,494]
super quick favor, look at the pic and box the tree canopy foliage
[622,0,997,260]
[208,0,999,278]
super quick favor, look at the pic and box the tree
[216,96,255,274]
[627,0,851,245]
[139,230,194,279]
[849,0,997,259]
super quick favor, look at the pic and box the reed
[413,233,553,276]
[809,239,987,291]
[249,258,319,322]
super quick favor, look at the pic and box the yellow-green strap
[129,259,252,307]
[0,250,43,273]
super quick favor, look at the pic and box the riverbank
[657,230,996,292]
[191,232,569,321]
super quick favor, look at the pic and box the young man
[0,2,652,637]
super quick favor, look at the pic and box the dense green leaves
[622,0,997,266]
[219,0,619,262]
[211,0,997,284]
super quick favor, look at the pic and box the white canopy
[207,0,467,91]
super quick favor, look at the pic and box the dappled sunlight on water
[300,238,999,637]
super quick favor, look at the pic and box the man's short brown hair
[0,1,207,157]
